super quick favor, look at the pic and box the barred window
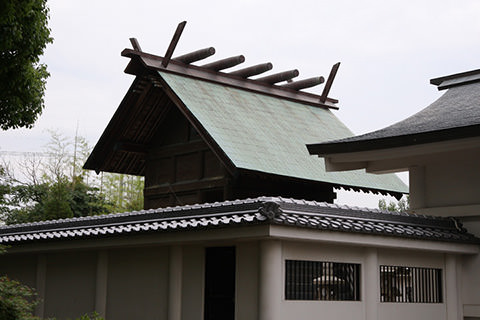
[380,265,442,303]
[285,260,360,301]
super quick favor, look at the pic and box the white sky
[1,0,479,207]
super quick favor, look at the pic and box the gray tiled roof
[0,197,477,244]
[307,79,480,154]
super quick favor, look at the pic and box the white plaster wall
[44,251,97,319]
[236,241,259,320]
[0,236,470,320]
[0,253,37,288]
[411,148,480,209]
[280,242,448,320]
[378,303,445,320]
[106,247,169,320]
[461,220,480,318]
[181,245,205,320]
[378,249,445,267]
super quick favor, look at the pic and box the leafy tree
[0,0,53,130]
[1,246,105,320]
[0,131,144,224]
[72,312,104,320]
[0,275,39,320]
[0,246,40,320]
[378,196,409,212]
[101,173,144,213]
[1,171,111,225]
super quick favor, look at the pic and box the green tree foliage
[101,173,144,213]
[0,0,53,130]
[72,312,104,320]
[0,246,104,320]
[0,246,40,320]
[1,170,112,225]
[0,275,39,320]
[378,196,409,212]
[0,131,144,224]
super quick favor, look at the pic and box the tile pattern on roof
[160,72,408,194]
[0,197,476,245]
[310,81,480,148]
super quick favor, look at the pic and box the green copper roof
[160,71,408,194]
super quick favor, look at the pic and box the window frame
[285,259,361,301]
[379,265,443,303]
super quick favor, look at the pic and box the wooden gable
[143,106,226,208]
[85,26,407,209]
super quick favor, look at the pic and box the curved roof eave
[308,79,480,156]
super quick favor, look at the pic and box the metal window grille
[380,265,443,303]
[285,260,360,301]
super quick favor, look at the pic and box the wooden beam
[121,49,339,109]
[144,177,226,196]
[162,21,187,68]
[320,62,340,103]
[149,140,208,159]
[129,38,142,51]
[114,141,148,155]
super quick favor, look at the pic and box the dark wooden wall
[144,108,226,209]
[143,107,336,209]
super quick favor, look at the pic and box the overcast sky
[1,0,479,206]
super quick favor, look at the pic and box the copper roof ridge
[121,48,339,110]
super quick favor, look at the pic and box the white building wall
[181,245,205,320]
[0,235,473,320]
[105,247,169,320]
[410,148,480,211]
[236,242,259,320]
[280,242,450,320]
[407,147,480,319]
[378,249,446,320]
[461,231,480,319]
[280,241,364,320]
[44,251,97,319]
